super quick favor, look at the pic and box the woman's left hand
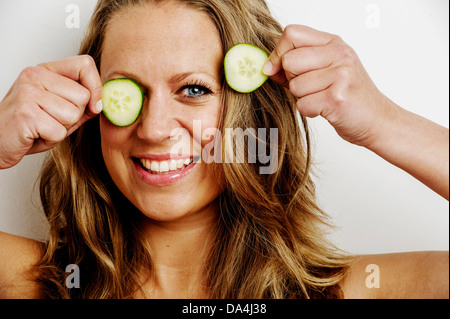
[264,24,449,200]
[263,24,393,149]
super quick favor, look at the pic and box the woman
[0,0,448,299]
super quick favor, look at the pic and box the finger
[38,55,103,116]
[66,111,98,137]
[22,66,92,115]
[296,79,349,120]
[36,90,84,129]
[282,46,335,81]
[296,89,329,119]
[26,107,68,154]
[35,89,98,138]
[288,67,334,99]
[263,25,334,77]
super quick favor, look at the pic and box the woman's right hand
[0,55,103,169]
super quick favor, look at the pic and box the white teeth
[151,160,159,172]
[159,161,169,172]
[169,160,177,171]
[139,158,193,173]
[142,159,151,170]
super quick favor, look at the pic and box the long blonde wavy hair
[35,0,351,298]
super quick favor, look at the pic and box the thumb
[66,99,102,136]
[263,51,289,88]
[263,51,282,77]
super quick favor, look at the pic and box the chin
[133,192,221,224]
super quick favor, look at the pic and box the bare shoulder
[0,231,45,298]
[340,251,449,299]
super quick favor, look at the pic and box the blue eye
[180,82,213,98]
[185,86,205,96]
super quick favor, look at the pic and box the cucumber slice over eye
[224,43,269,93]
[102,78,144,127]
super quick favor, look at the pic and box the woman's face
[100,2,224,222]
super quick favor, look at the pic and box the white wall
[0,0,448,254]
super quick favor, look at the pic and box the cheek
[202,108,223,156]
[99,114,132,149]
[188,105,222,148]
[99,115,133,175]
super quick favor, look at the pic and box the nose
[136,92,179,145]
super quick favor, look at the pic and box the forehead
[101,2,223,78]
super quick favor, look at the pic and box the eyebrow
[170,72,195,84]
[105,70,219,86]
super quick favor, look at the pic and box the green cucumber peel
[224,43,269,93]
[102,78,144,127]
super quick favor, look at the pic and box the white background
[0,0,448,254]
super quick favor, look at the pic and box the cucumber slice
[102,78,143,127]
[224,43,269,93]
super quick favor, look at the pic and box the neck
[137,201,219,298]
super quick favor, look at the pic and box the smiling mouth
[134,157,197,175]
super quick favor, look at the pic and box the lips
[132,155,199,186]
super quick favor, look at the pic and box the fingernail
[263,61,273,76]
[96,99,103,113]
